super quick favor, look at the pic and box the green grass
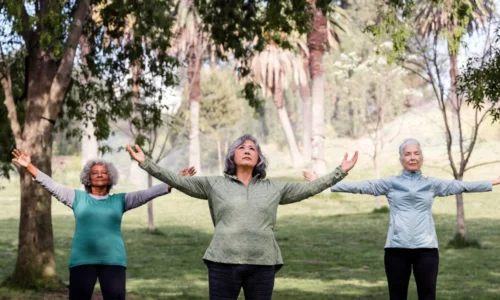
[2,172,500,299]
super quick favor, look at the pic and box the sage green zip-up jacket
[140,158,347,266]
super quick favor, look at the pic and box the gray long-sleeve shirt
[139,157,348,266]
[34,169,171,211]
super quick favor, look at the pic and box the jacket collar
[401,169,422,180]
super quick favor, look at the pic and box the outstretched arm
[125,167,197,211]
[278,152,358,204]
[302,170,392,196]
[127,145,212,199]
[12,149,75,208]
[432,177,497,197]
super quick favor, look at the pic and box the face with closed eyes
[234,139,259,169]
[400,143,423,173]
[89,164,110,188]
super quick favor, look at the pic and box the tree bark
[274,88,303,167]
[299,62,312,162]
[187,45,202,173]
[147,174,155,232]
[307,0,327,174]
[6,0,90,289]
[449,54,460,144]
[455,192,466,237]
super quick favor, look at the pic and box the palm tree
[415,0,493,138]
[414,0,494,239]
[170,0,213,174]
[306,0,344,174]
[250,42,306,167]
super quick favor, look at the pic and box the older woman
[11,149,195,300]
[303,138,500,300]
[126,133,358,300]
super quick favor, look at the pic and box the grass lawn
[1,161,500,300]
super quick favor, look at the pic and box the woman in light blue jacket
[303,138,500,300]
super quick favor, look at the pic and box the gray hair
[80,159,119,193]
[224,134,268,179]
[399,138,423,161]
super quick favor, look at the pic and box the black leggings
[69,264,126,300]
[206,261,276,300]
[384,248,439,300]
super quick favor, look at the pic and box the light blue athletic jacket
[331,170,492,249]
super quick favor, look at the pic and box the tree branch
[464,160,500,172]
[41,0,90,123]
[0,63,23,146]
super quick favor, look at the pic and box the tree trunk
[147,174,155,232]
[274,89,303,167]
[449,54,460,144]
[374,152,382,209]
[299,82,312,162]
[5,0,89,289]
[257,104,269,143]
[79,35,99,166]
[307,1,327,174]
[455,192,466,237]
[187,45,202,173]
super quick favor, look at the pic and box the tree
[414,0,494,140]
[306,0,345,174]
[199,68,245,174]
[458,29,500,122]
[328,52,408,208]
[169,0,212,174]
[404,36,499,241]
[250,42,305,167]
[0,0,176,289]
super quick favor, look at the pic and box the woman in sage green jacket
[303,138,500,300]
[127,133,358,300]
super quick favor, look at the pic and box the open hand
[302,170,319,182]
[178,166,196,177]
[12,149,31,168]
[126,144,145,163]
[340,151,358,173]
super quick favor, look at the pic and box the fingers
[126,144,133,154]
[351,151,359,162]
[134,144,142,153]
[343,152,348,161]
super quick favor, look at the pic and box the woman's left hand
[127,144,145,163]
[178,166,196,177]
[302,170,319,182]
[340,151,358,173]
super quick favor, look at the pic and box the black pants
[69,264,126,300]
[206,261,276,300]
[384,248,439,300]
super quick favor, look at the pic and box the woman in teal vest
[127,133,358,300]
[12,149,195,300]
[303,138,500,300]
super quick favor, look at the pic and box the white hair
[399,138,423,161]
[80,159,119,193]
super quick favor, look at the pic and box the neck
[90,186,108,196]
[236,166,254,186]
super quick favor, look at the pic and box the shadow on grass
[2,213,500,299]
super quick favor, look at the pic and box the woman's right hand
[126,144,145,163]
[12,149,31,168]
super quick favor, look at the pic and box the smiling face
[233,139,259,169]
[89,164,110,188]
[400,143,423,173]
